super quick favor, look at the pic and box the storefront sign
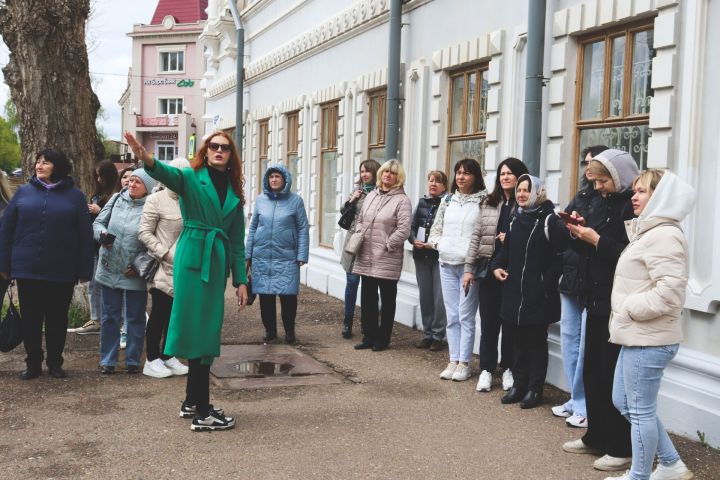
[177,79,195,88]
[144,78,177,86]
[188,134,196,159]
[149,132,178,140]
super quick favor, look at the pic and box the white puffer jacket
[609,172,696,347]
[427,191,485,265]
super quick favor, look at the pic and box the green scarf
[362,183,375,194]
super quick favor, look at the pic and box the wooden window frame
[571,18,655,192]
[367,89,387,159]
[257,119,269,190]
[319,102,339,248]
[446,64,489,174]
[286,111,300,192]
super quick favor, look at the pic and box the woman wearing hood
[246,164,310,344]
[490,174,569,408]
[0,149,94,380]
[604,170,695,480]
[562,149,639,473]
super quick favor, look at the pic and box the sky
[0,0,159,140]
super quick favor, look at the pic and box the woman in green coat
[124,130,249,432]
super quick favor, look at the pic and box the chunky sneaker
[69,320,100,334]
[566,414,588,428]
[143,358,173,378]
[650,459,694,480]
[552,404,573,418]
[191,410,235,432]
[594,455,632,472]
[179,401,225,419]
[603,472,631,480]
[562,438,602,455]
[164,357,189,376]
[501,369,514,391]
[119,333,127,350]
[476,370,492,392]
[452,363,471,381]
[439,362,457,380]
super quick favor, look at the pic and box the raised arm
[124,131,185,195]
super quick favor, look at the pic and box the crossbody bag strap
[358,194,391,236]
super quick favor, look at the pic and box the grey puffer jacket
[351,187,412,280]
[464,198,501,273]
[93,190,148,291]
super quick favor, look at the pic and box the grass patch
[67,303,90,329]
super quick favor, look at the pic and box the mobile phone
[100,232,116,245]
[557,211,581,226]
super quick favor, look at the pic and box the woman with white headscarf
[491,174,569,409]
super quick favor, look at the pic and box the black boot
[342,317,353,339]
[20,364,42,380]
[520,390,543,409]
[500,387,527,404]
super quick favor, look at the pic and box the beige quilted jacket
[464,199,501,273]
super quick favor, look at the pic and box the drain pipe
[521,0,547,176]
[385,0,402,161]
[227,0,245,152]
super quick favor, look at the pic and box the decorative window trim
[157,96,184,116]
[157,47,187,74]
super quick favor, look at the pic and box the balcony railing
[136,115,179,127]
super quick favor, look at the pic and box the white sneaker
[552,405,573,418]
[440,362,457,380]
[164,357,189,376]
[603,472,631,480]
[452,363,471,381]
[119,333,127,350]
[476,370,492,392]
[594,455,632,472]
[142,358,173,378]
[566,414,588,428]
[650,459,694,480]
[502,369,514,391]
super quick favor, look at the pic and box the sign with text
[143,78,195,88]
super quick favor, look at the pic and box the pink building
[119,0,207,161]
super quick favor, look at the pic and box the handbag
[343,195,389,256]
[132,251,161,282]
[337,203,357,230]
[474,257,491,281]
[0,283,22,353]
[245,278,257,306]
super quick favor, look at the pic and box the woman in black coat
[491,174,569,409]
[0,149,94,380]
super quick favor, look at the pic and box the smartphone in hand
[557,211,582,226]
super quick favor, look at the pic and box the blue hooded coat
[246,164,309,295]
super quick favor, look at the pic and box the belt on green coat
[184,219,230,283]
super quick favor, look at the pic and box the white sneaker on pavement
[68,320,100,334]
[594,455,632,472]
[164,357,189,376]
[566,414,588,428]
[562,438,602,455]
[440,362,457,380]
[143,358,173,378]
[452,363,471,381]
[603,471,631,480]
[551,404,572,418]
[476,370,492,392]
[502,369,514,391]
[650,459,694,480]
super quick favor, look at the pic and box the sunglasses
[208,142,232,153]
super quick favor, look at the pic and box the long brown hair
[93,160,120,207]
[192,131,245,206]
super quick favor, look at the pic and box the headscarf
[516,174,547,214]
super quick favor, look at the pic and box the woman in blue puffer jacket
[246,164,309,344]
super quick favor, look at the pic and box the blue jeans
[88,255,102,321]
[439,263,479,363]
[560,293,587,417]
[613,345,681,480]
[344,272,361,319]
[99,286,148,368]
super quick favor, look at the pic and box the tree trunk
[0,0,102,195]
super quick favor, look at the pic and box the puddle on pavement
[232,360,297,377]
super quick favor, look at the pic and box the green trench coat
[145,160,247,365]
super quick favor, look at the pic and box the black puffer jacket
[408,195,444,260]
[558,181,597,296]
[573,189,634,316]
[491,200,569,327]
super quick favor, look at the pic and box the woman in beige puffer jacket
[137,157,190,379]
[352,159,412,351]
[609,169,695,480]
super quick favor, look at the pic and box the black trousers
[16,279,75,368]
[360,276,397,348]
[582,312,632,457]
[146,288,172,361]
[511,324,548,393]
[477,276,514,371]
[259,294,297,338]
[185,359,210,417]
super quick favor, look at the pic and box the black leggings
[146,288,172,361]
[259,294,297,338]
[360,276,398,348]
[185,359,211,417]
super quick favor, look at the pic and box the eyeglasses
[208,142,232,153]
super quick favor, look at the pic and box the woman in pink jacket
[606,169,695,480]
[352,159,412,352]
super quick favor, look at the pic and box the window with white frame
[159,98,183,115]
[575,21,655,174]
[159,50,184,73]
[156,141,176,161]
[319,102,339,247]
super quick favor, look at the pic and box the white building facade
[200,0,720,446]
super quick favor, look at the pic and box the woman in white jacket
[606,170,695,480]
[428,158,486,381]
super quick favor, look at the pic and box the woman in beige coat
[138,157,191,379]
[352,159,412,351]
[607,170,695,480]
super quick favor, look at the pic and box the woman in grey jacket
[246,164,309,344]
[94,169,157,374]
